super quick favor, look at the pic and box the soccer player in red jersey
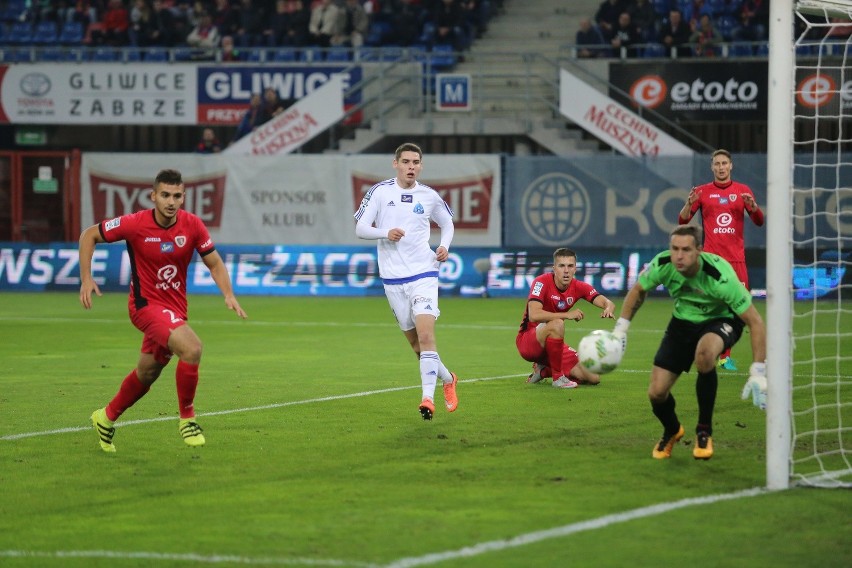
[79,169,248,453]
[516,248,616,388]
[678,149,764,371]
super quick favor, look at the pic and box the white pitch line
[0,375,523,441]
[382,487,771,568]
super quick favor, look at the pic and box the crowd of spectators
[1,0,500,58]
[576,0,775,58]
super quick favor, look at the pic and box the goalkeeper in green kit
[612,225,767,461]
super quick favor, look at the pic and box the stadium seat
[58,21,84,45]
[144,47,169,62]
[173,47,194,61]
[272,48,297,62]
[418,21,436,47]
[365,20,392,47]
[31,21,58,45]
[38,47,64,61]
[3,47,32,62]
[730,42,753,57]
[246,48,265,62]
[6,21,32,45]
[715,15,738,40]
[300,46,323,62]
[430,43,456,69]
[652,0,670,16]
[755,43,769,57]
[642,43,667,58]
[326,47,350,62]
[90,47,118,61]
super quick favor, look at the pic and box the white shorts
[383,277,441,331]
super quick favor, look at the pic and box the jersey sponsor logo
[719,197,728,204]
[156,265,180,290]
[104,217,121,231]
[715,212,733,227]
[532,281,544,296]
[175,236,187,247]
[145,237,161,242]
[401,194,413,203]
[386,201,395,206]
[161,242,174,253]
[556,300,567,310]
[412,295,433,305]
[200,238,212,249]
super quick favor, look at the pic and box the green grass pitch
[0,292,849,567]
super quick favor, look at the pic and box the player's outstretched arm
[78,224,104,310]
[738,304,767,408]
[203,250,248,319]
[612,283,648,353]
[593,295,616,318]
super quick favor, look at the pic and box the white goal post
[767,0,852,489]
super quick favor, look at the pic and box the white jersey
[354,177,454,283]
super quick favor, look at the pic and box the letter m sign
[436,74,471,111]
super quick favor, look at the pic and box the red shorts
[516,327,548,365]
[728,261,750,289]
[130,304,187,365]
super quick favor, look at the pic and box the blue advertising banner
[196,65,362,125]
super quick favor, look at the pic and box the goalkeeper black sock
[651,394,680,435]
[696,369,718,435]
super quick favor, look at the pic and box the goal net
[768,0,852,489]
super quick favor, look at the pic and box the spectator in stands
[389,0,424,47]
[690,13,723,57]
[308,0,341,47]
[66,1,96,28]
[212,0,240,38]
[610,12,640,58]
[95,0,131,46]
[151,0,179,46]
[659,9,691,57]
[827,16,852,40]
[595,0,627,41]
[333,0,369,48]
[576,17,607,58]
[195,128,222,153]
[233,93,269,143]
[220,34,243,61]
[264,0,309,47]
[626,0,659,41]
[732,0,769,42]
[262,87,288,119]
[460,0,489,39]
[130,0,159,47]
[432,0,466,52]
[235,0,267,47]
[187,11,220,48]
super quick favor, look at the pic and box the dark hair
[394,142,422,161]
[671,224,703,247]
[553,247,577,262]
[711,149,732,161]
[155,169,183,187]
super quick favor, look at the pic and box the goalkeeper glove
[741,362,767,410]
[612,317,630,354]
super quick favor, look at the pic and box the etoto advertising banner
[79,152,502,246]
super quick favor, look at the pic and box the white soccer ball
[577,330,623,374]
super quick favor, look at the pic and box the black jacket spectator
[595,0,627,41]
[659,9,692,57]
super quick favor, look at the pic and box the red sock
[720,348,731,359]
[561,345,579,378]
[105,370,150,421]
[545,337,564,378]
[176,360,199,419]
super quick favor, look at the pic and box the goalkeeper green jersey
[638,251,752,323]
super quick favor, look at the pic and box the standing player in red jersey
[79,169,248,453]
[678,149,765,371]
[517,248,616,388]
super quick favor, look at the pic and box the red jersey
[682,180,764,263]
[99,209,215,319]
[518,273,601,334]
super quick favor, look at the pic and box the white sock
[420,351,442,399]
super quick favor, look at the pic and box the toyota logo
[20,73,51,97]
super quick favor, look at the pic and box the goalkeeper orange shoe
[693,431,714,460]
[652,425,685,459]
[418,397,435,421]
[443,372,458,412]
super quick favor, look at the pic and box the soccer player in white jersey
[354,142,459,421]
